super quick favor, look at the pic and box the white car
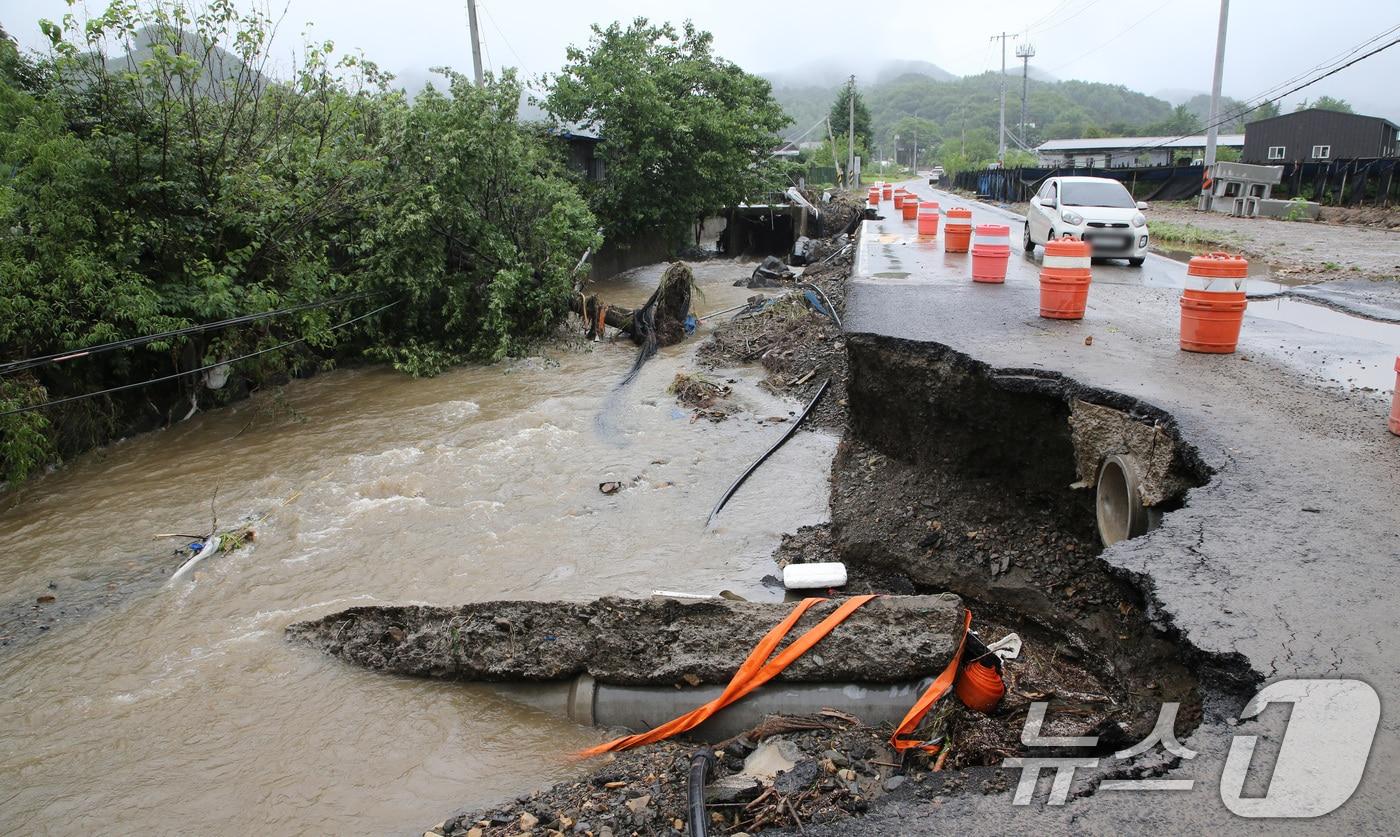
[1025,176,1150,266]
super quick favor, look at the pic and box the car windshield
[1060,181,1136,208]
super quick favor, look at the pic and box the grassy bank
[1147,220,1245,251]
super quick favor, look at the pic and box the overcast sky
[6,0,1398,117]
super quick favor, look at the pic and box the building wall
[1242,110,1398,162]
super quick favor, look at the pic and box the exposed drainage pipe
[707,377,830,526]
[1095,454,1157,546]
[488,673,937,740]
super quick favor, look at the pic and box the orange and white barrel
[893,189,909,210]
[1389,357,1400,436]
[882,183,893,201]
[868,186,880,207]
[917,201,941,237]
[943,207,973,253]
[971,224,1011,283]
[1180,253,1248,354]
[901,195,920,221]
[1039,239,1092,319]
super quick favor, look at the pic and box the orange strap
[889,607,973,752]
[578,594,877,757]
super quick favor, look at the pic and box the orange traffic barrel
[1389,357,1400,436]
[882,183,893,201]
[971,224,1012,283]
[901,196,919,221]
[917,201,941,237]
[1180,253,1248,353]
[955,659,1005,713]
[868,187,880,207]
[943,207,973,252]
[893,189,909,210]
[1039,239,1092,319]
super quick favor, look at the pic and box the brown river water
[0,261,837,836]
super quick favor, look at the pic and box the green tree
[829,79,873,152]
[1297,95,1353,113]
[1248,100,1281,121]
[360,70,600,372]
[545,18,790,244]
[0,1,599,481]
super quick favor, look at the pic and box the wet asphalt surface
[819,181,1400,835]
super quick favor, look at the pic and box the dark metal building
[1242,108,1399,163]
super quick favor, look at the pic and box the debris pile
[668,372,736,423]
[697,242,852,432]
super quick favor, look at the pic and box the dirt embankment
[1148,204,1400,282]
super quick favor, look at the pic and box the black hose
[687,747,716,837]
[706,377,831,526]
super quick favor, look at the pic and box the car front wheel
[1022,224,1035,255]
[1128,257,1145,267]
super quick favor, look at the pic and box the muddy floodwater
[0,261,837,836]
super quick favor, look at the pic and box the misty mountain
[874,59,956,85]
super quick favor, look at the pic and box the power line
[0,300,402,418]
[1060,33,1400,160]
[1023,0,1079,34]
[1026,0,1105,38]
[479,2,526,71]
[0,293,377,377]
[1230,22,1400,113]
[1048,0,1174,73]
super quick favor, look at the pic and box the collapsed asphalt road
[826,180,1400,834]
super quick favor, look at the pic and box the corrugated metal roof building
[1034,134,1245,168]
[1241,108,1399,163]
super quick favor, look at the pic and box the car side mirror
[1136,201,1149,210]
[1044,197,1057,209]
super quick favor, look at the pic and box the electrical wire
[1047,0,1174,73]
[0,293,377,377]
[1024,0,1104,38]
[1136,34,1400,155]
[0,300,401,418]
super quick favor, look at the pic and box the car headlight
[1061,210,1084,225]
[1132,212,1147,227]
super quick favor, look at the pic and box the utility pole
[466,0,484,85]
[847,75,856,188]
[1201,0,1230,210]
[912,110,919,175]
[991,32,1016,163]
[1016,42,1036,147]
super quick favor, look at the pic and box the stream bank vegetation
[0,3,790,484]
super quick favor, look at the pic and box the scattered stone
[883,775,908,792]
[518,812,538,830]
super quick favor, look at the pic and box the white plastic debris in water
[170,535,221,583]
[783,562,847,590]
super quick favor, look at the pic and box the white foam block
[782,562,848,590]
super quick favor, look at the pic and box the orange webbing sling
[579,595,875,757]
[578,595,972,758]
[889,607,973,753]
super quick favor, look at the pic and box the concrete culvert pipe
[488,674,939,741]
[1095,454,1152,546]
